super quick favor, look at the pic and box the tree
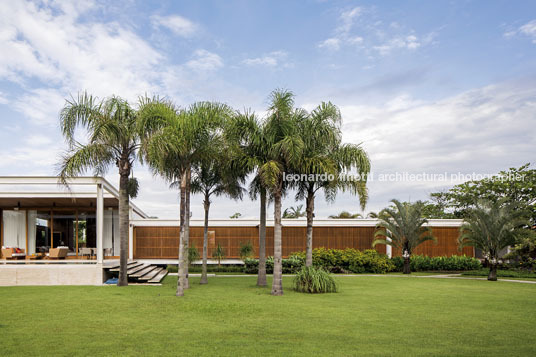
[372,199,436,274]
[212,243,225,267]
[262,89,304,295]
[140,99,232,296]
[283,205,306,218]
[189,155,244,284]
[58,93,149,286]
[226,111,271,287]
[430,164,536,222]
[229,212,242,219]
[329,211,363,219]
[458,199,531,281]
[293,102,370,267]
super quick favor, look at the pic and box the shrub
[244,248,394,274]
[188,247,200,265]
[293,266,338,293]
[239,241,254,261]
[391,255,481,272]
[291,248,394,274]
[212,243,225,266]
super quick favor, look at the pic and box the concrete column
[128,207,134,260]
[96,183,104,264]
[386,237,392,258]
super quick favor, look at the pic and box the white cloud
[318,6,436,55]
[12,88,66,125]
[0,1,163,107]
[185,49,223,72]
[150,14,198,38]
[242,51,289,67]
[318,38,341,51]
[0,91,8,104]
[503,20,536,43]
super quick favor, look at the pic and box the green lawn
[1,276,535,356]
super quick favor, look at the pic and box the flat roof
[131,218,464,228]
[0,176,148,218]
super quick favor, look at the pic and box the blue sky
[0,0,535,218]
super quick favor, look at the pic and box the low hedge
[391,254,481,272]
[244,248,394,274]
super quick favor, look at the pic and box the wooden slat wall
[135,225,405,259]
[391,227,473,257]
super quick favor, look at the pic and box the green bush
[391,255,482,272]
[293,266,338,293]
[239,241,254,260]
[244,248,394,274]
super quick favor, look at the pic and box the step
[105,261,138,270]
[109,262,142,272]
[148,269,169,283]
[127,264,149,275]
[130,265,158,278]
[138,267,164,281]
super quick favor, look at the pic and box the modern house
[0,176,470,286]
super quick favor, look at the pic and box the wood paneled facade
[134,224,469,259]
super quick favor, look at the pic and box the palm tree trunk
[184,166,191,289]
[305,188,315,267]
[271,188,283,296]
[176,171,187,297]
[488,263,498,281]
[200,193,210,285]
[257,187,267,286]
[117,168,130,286]
[403,257,411,274]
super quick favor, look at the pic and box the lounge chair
[1,247,26,260]
[47,247,69,259]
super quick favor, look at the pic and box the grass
[461,269,536,280]
[1,276,535,356]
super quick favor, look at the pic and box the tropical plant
[140,99,232,296]
[293,266,338,293]
[229,212,242,219]
[458,199,532,281]
[239,241,254,261]
[261,89,305,295]
[226,110,270,287]
[188,246,200,265]
[58,93,151,286]
[283,205,306,218]
[212,243,226,267]
[293,101,370,267]
[372,199,436,274]
[189,154,245,284]
[328,211,363,219]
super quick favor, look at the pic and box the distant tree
[431,164,536,222]
[458,199,532,281]
[373,200,436,274]
[212,243,226,267]
[329,211,363,219]
[283,205,306,218]
[230,212,242,219]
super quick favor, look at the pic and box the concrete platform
[0,264,105,286]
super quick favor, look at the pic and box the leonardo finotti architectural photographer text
[283,171,525,183]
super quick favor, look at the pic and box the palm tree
[140,99,233,296]
[58,93,148,286]
[293,102,370,267]
[261,89,304,296]
[189,156,244,285]
[458,199,529,281]
[283,205,306,218]
[372,200,436,274]
[328,211,363,219]
[226,111,271,287]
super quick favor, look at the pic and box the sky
[0,0,535,219]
